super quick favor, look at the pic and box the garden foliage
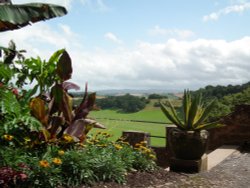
[0,41,157,187]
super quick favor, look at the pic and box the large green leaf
[0,3,67,32]
[0,89,20,115]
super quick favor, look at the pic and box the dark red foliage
[0,167,28,187]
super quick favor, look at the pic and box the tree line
[193,81,250,121]
[96,94,149,113]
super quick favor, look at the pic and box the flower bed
[0,44,157,187]
[0,132,157,187]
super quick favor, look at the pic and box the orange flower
[52,158,62,165]
[3,134,13,141]
[39,160,50,168]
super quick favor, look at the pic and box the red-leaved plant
[29,50,105,143]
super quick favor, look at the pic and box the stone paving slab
[162,145,250,188]
[207,145,240,170]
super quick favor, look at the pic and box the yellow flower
[139,145,147,150]
[135,143,141,148]
[114,144,123,150]
[86,140,94,145]
[62,134,73,142]
[95,131,101,135]
[52,158,62,165]
[39,160,50,168]
[102,132,112,137]
[24,137,31,142]
[58,150,65,156]
[76,143,86,147]
[3,134,13,141]
[140,140,147,146]
[145,149,152,154]
[120,141,129,145]
[149,154,156,160]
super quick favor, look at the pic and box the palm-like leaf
[0,2,67,32]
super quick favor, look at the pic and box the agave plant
[160,90,223,131]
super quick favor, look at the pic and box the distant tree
[195,81,250,99]
[148,93,166,99]
[198,83,250,121]
[96,94,148,113]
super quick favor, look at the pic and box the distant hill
[96,89,182,96]
[70,89,182,97]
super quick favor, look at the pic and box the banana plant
[0,0,67,32]
[160,90,223,131]
[29,49,105,143]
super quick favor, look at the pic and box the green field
[89,100,173,146]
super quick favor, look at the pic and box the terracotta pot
[168,128,209,160]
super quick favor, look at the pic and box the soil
[80,144,250,188]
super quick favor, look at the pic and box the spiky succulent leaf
[193,100,216,128]
[182,89,191,124]
[160,102,184,130]
[161,89,220,131]
[195,121,224,130]
[187,92,202,130]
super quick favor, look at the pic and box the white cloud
[203,2,250,21]
[71,37,250,91]
[148,25,195,40]
[1,22,250,91]
[104,32,123,44]
[0,22,81,58]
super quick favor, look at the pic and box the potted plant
[160,90,223,160]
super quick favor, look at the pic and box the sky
[1,0,250,91]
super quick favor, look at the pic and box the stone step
[207,145,240,170]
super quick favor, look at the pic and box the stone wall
[208,104,250,150]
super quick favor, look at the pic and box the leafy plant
[28,49,105,144]
[0,84,42,147]
[0,2,67,32]
[160,90,223,131]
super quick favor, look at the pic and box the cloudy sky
[1,0,250,91]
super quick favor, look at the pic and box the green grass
[89,102,172,146]
[89,119,167,147]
